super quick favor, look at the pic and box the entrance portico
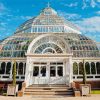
[25,34,73,87]
[25,54,73,87]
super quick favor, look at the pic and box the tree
[12,60,16,86]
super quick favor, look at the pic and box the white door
[32,62,66,84]
[49,62,66,84]
[33,62,48,84]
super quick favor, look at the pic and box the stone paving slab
[0,95,100,100]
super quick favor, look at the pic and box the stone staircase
[24,85,74,97]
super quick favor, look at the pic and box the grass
[91,90,100,94]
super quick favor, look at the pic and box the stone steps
[24,85,74,96]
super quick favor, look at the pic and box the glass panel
[50,62,56,65]
[85,62,90,74]
[33,66,39,76]
[57,62,63,65]
[96,62,100,74]
[91,62,96,74]
[34,43,63,54]
[79,62,83,75]
[24,63,26,75]
[18,62,23,75]
[40,66,46,77]
[6,62,11,74]
[0,62,5,74]
[57,66,63,76]
[50,66,56,77]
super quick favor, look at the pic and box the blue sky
[0,0,100,41]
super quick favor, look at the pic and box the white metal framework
[0,6,100,87]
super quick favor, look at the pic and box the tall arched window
[24,63,26,75]
[6,62,11,74]
[96,62,100,74]
[79,62,83,75]
[91,62,96,74]
[18,62,23,75]
[85,62,90,74]
[0,62,6,74]
[73,62,78,75]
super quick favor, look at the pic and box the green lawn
[91,90,100,94]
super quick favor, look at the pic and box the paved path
[0,95,100,100]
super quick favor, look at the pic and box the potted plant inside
[80,59,91,96]
[7,60,18,96]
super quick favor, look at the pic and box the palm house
[0,5,100,89]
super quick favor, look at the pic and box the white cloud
[90,0,96,8]
[0,3,6,11]
[96,11,100,15]
[82,0,99,9]
[58,11,81,20]
[72,16,100,41]
[97,0,100,2]
[82,0,88,9]
[74,16,100,33]
[63,2,78,7]
[20,16,32,20]
[0,22,7,27]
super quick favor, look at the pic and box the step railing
[48,75,69,85]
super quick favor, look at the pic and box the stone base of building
[0,81,23,90]
[74,81,100,89]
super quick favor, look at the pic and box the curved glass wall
[0,32,100,57]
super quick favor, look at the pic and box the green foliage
[91,90,100,94]
[73,62,78,75]
[12,60,16,86]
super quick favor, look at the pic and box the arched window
[85,62,90,74]
[0,62,6,74]
[24,63,26,75]
[18,62,23,75]
[34,43,63,54]
[91,62,96,74]
[6,62,11,74]
[96,62,100,74]
[73,62,78,75]
[79,62,83,75]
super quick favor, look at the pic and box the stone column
[25,57,33,87]
[65,58,70,85]
[68,56,73,86]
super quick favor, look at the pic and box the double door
[32,62,65,84]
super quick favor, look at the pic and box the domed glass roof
[0,6,100,58]
[15,6,80,34]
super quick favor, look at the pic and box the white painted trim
[27,34,71,54]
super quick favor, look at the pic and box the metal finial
[47,2,50,7]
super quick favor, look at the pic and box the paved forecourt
[0,95,100,100]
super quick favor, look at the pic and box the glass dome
[15,7,80,34]
[0,6,100,58]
